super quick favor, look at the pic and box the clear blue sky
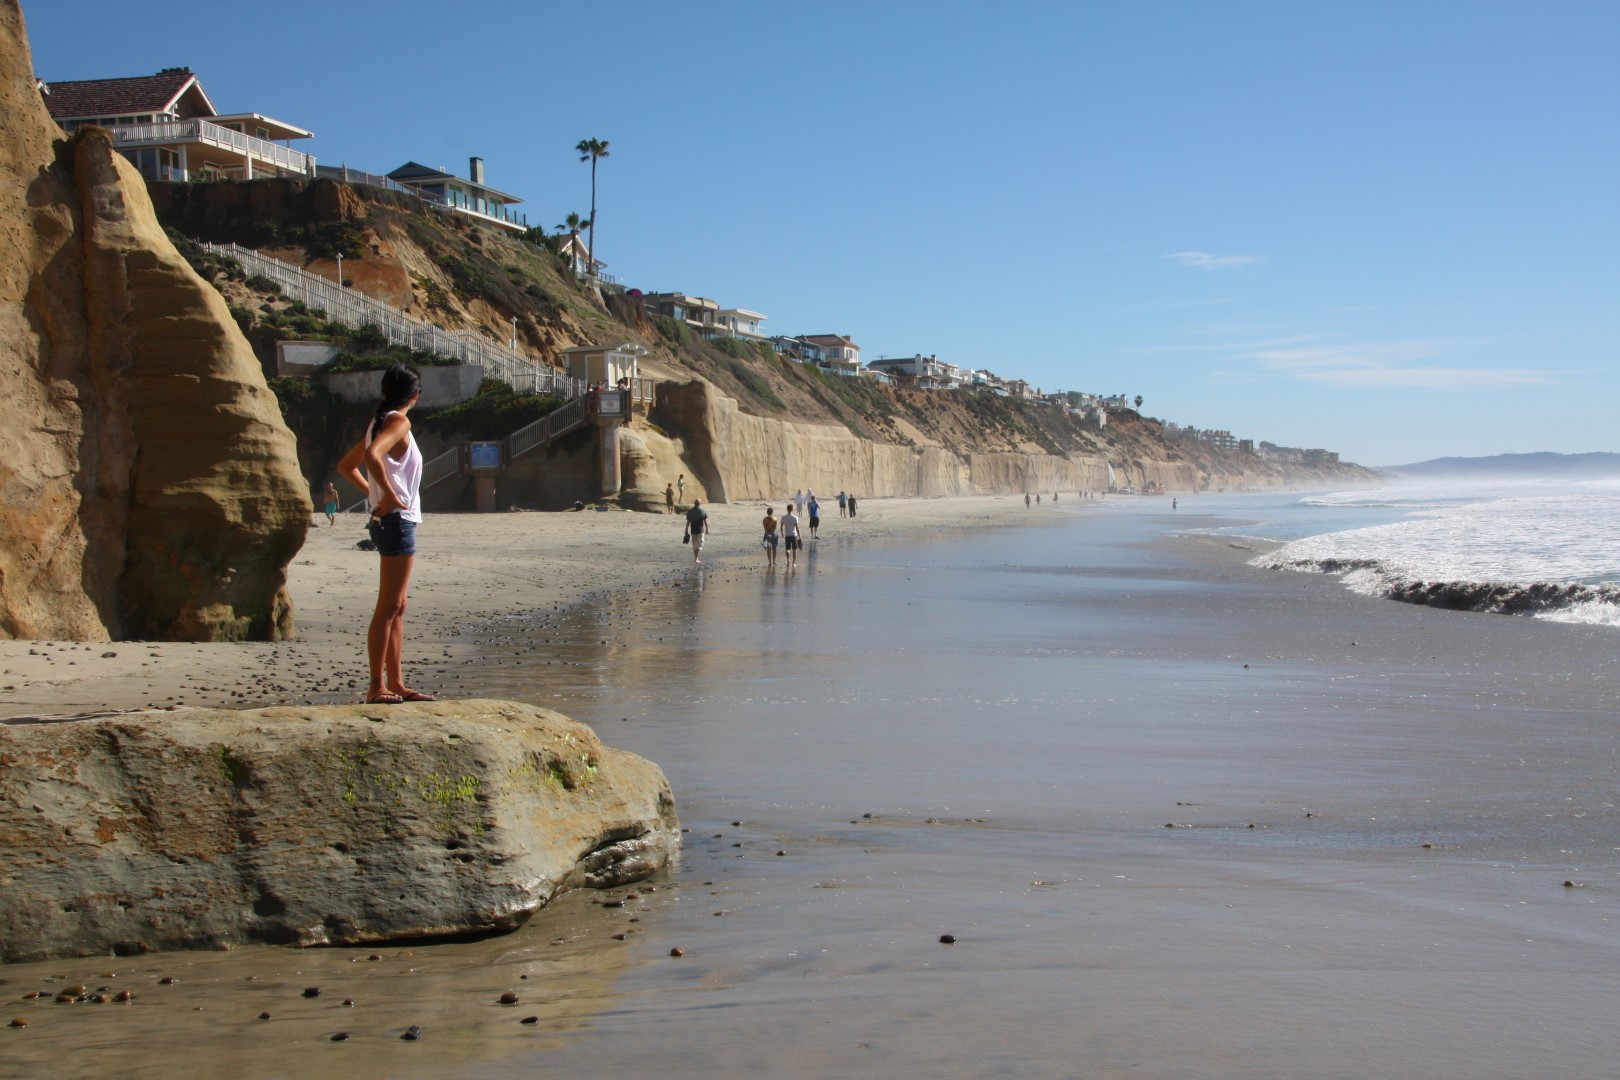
[24,0,1619,466]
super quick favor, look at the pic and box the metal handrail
[508,396,586,461]
[207,241,580,396]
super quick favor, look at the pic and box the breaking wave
[1259,553,1620,626]
[1254,486,1620,628]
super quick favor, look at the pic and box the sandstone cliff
[647,381,1371,503]
[0,700,679,962]
[0,2,309,640]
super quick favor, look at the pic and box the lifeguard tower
[559,342,648,387]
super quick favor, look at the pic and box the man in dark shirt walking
[685,499,710,564]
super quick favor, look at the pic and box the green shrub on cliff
[415,380,563,440]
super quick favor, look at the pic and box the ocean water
[1186,482,1620,627]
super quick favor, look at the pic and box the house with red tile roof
[40,67,315,182]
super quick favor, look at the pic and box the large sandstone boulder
[0,2,309,641]
[0,699,680,963]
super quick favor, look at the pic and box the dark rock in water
[0,700,679,962]
[402,1025,421,1041]
[302,988,321,999]
[331,1032,350,1042]
[939,934,957,944]
[258,1012,272,1020]
[520,1016,539,1025]
[499,992,519,1005]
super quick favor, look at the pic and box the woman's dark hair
[371,364,422,435]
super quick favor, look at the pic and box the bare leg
[368,553,414,701]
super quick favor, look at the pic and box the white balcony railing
[104,118,315,175]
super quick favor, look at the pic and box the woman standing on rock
[338,364,435,705]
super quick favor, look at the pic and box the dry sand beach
[3,494,1617,1079]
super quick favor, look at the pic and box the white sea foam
[1253,484,1620,625]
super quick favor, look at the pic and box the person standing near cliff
[337,364,434,706]
[762,506,779,568]
[665,482,676,514]
[677,474,686,505]
[847,493,858,518]
[685,498,710,565]
[322,482,339,526]
[808,494,821,539]
[781,502,802,568]
[837,491,848,518]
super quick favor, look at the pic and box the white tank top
[366,411,423,523]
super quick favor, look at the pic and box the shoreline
[0,495,1063,720]
[3,496,1616,1078]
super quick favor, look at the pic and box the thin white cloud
[1288,364,1553,389]
[1241,340,1558,389]
[1165,251,1261,271]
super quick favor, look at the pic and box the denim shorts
[368,511,417,557]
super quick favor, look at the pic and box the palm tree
[575,138,610,277]
[556,211,590,272]
[1134,394,1144,410]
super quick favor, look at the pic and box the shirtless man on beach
[781,504,802,568]
[762,506,779,568]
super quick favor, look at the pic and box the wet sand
[4,497,1618,1077]
[0,495,1026,717]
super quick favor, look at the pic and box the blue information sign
[469,441,501,470]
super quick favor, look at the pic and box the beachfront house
[387,158,528,233]
[556,231,610,280]
[967,369,1010,396]
[770,336,823,365]
[40,67,316,182]
[715,308,770,342]
[643,293,719,336]
[560,342,648,386]
[800,334,862,377]
[867,353,959,389]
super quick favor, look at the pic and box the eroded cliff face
[648,381,1368,501]
[0,2,309,640]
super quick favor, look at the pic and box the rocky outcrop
[0,3,309,641]
[0,699,680,963]
[650,380,1372,502]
